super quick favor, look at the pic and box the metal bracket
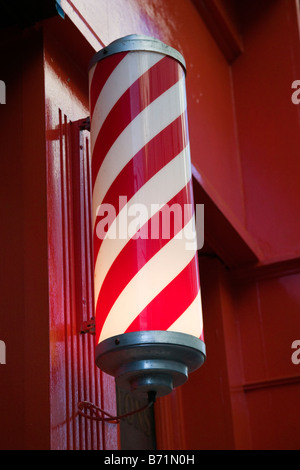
[95,330,206,398]
[79,116,90,132]
[80,317,95,335]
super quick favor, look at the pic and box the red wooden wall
[232,0,300,261]
[154,0,300,450]
[44,20,119,449]
[1,0,300,450]
[0,28,50,450]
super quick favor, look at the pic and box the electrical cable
[77,390,156,424]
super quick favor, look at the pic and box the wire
[77,390,156,424]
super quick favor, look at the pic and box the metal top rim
[89,34,186,73]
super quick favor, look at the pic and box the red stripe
[91,55,183,188]
[93,113,188,266]
[89,52,127,118]
[95,182,194,342]
[125,257,200,333]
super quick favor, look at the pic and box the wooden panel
[192,175,260,268]
[47,105,116,451]
[178,257,237,450]
[190,0,243,63]
[229,259,300,449]
[0,27,50,450]
[155,388,187,450]
[246,383,300,449]
[236,271,300,382]
[44,25,118,450]
[178,255,300,449]
[232,0,300,261]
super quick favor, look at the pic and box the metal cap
[89,34,186,73]
[95,330,206,398]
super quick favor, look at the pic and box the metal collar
[89,34,186,73]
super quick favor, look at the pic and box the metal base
[95,331,206,398]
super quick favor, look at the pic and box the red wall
[0,29,50,449]
[1,0,300,450]
[232,0,300,261]
[43,19,119,450]
[175,256,300,450]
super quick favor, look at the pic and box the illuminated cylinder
[89,35,206,398]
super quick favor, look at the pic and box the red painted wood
[1,0,300,451]
[0,28,51,450]
[191,0,243,63]
[44,21,118,450]
[177,254,300,450]
[178,257,238,450]
[232,0,300,262]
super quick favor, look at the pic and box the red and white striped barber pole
[89,35,206,398]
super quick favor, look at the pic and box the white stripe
[91,51,164,154]
[92,77,187,228]
[94,146,191,307]
[167,290,203,338]
[99,217,198,343]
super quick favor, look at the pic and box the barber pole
[89,35,206,398]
